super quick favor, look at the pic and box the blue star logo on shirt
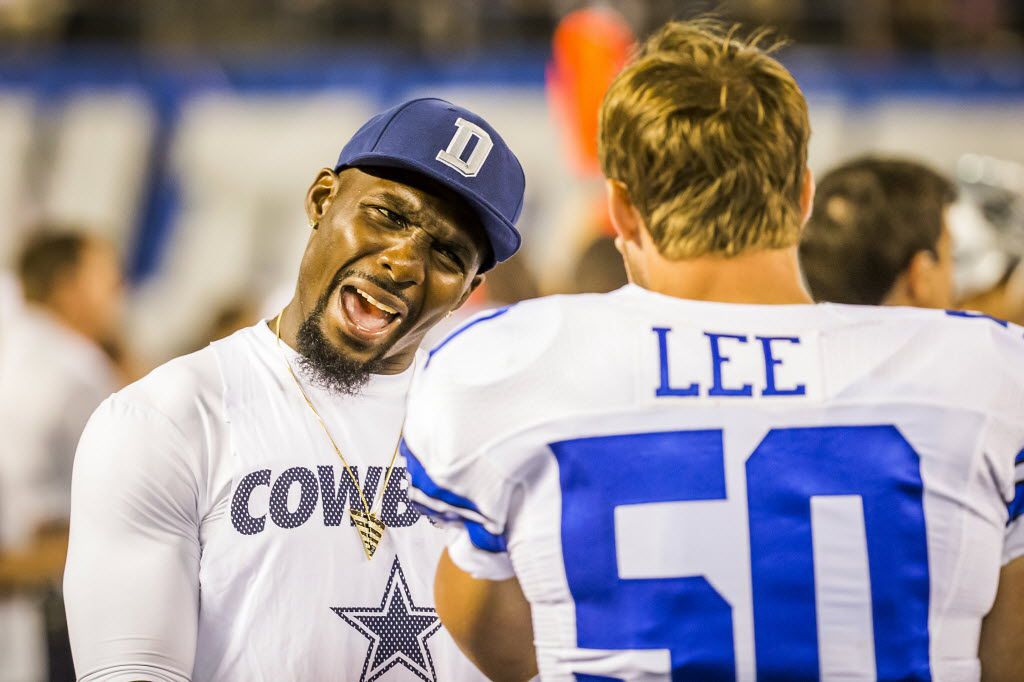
[332,557,442,682]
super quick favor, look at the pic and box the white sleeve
[1005,449,1024,565]
[402,425,516,582]
[995,323,1024,564]
[64,395,201,682]
[402,308,523,581]
[445,526,515,581]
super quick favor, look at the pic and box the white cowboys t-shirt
[64,321,484,682]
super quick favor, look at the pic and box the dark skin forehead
[344,165,492,271]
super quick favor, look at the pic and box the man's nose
[377,233,427,287]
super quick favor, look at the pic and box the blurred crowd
[0,0,1022,55]
[0,2,1023,681]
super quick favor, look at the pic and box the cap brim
[338,153,521,272]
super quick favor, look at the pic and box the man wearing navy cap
[63,98,525,681]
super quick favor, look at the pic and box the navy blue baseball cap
[335,98,525,271]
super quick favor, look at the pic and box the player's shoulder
[827,303,1024,350]
[824,304,1024,407]
[934,309,1024,353]
[933,311,1024,379]
[424,292,612,378]
[118,345,220,409]
[109,332,230,437]
[408,294,614,458]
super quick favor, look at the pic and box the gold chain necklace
[274,314,407,560]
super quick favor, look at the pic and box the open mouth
[338,285,403,342]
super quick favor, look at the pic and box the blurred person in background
[951,155,1024,325]
[63,98,524,682]
[539,7,634,294]
[0,270,21,351]
[0,229,123,682]
[189,298,263,353]
[569,234,628,294]
[958,259,1024,324]
[799,156,957,308]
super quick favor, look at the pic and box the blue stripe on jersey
[944,310,1009,327]
[408,499,462,524]
[1016,449,1024,466]
[425,306,512,368]
[401,440,508,553]
[402,440,483,514]
[1009,481,1024,525]
[465,521,508,553]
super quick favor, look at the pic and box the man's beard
[295,274,392,396]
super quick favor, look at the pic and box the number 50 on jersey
[552,424,930,681]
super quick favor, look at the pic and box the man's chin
[296,315,386,396]
[321,315,399,364]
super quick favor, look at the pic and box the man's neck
[275,299,304,351]
[636,246,814,305]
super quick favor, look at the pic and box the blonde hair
[598,19,810,259]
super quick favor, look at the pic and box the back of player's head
[598,18,810,259]
[17,229,90,304]
[800,156,957,305]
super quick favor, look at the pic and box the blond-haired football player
[401,19,1024,682]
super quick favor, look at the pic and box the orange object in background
[547,7,635,178]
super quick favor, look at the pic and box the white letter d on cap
[436,117,493,178]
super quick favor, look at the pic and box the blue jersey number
[549,426,931,681]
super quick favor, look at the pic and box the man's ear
[305,168,340,228]
[799,166,816,227]
[904,249,938,306]
[606,179,644,249]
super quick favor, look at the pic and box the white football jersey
[64,322,484,682]
[403,284,1024,682]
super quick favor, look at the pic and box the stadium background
[2,0,1023,363]
[0,1,1023,680]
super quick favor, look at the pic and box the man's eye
[374,206,406,226]
[437,246,465,271]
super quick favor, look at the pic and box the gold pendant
[351,509,386,559]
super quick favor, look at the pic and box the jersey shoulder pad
[114,343,222,433]
[423,296,568,389]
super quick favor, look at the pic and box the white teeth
[355,288,398,315]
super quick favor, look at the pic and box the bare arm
[435,549,537,682]
[979,556,1024,682]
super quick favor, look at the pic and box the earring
[309,218,318,230]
